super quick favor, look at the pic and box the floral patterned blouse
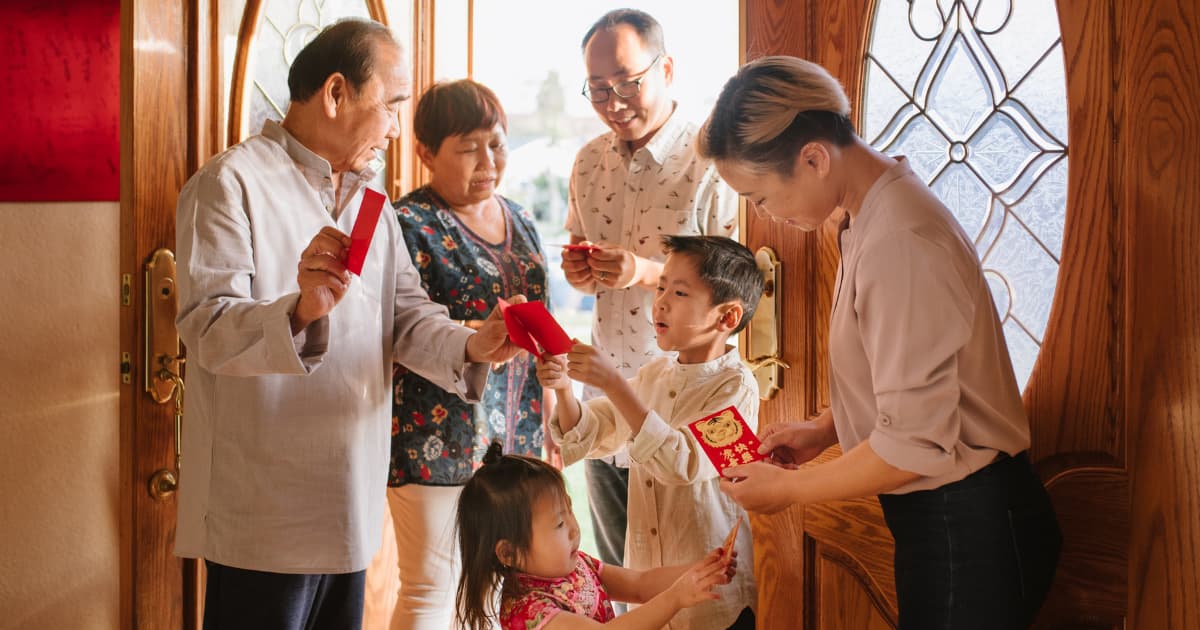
[389,186,548,486]
[501,552,616,630]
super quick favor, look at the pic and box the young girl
[456,441,736,629]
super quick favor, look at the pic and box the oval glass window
[863,0,1068,390]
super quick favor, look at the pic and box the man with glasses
[558,8,739,618]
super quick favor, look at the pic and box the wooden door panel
[813,544,897,630]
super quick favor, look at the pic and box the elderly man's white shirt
[174,121,488,573]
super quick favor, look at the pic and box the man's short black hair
[580,8,665,55]
[662,235,764,334]
[288,18,396,103]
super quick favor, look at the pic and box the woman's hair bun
[482,440,504,466]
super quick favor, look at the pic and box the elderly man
[174,18,521,628]
[559,9,739,618]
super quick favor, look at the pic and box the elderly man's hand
[466,295,528,364]
[291,227,352,334]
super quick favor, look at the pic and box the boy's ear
[494,539,515,568]
[718,303,745,332]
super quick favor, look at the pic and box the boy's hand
[536,354,572,390]
[565,342,622,391]
[668,549,732,608]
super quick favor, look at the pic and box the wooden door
[121,2,423,626]
[120,0,201,627]
[742,0,1200,627]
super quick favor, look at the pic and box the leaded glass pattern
[246,0,372,137]
[864,0,1068,390]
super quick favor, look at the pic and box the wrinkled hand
[758,420,835,468]
[466,295,527,364]
[588,242,639,289]
[719,461,800,514]
[560,242,595,289]
[536,354,572,391]
[669,548,733,608]
[292,227,353,333]
[565,341,622,391]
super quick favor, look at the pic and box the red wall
[0,0,120,201]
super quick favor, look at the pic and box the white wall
[0,201,120,630]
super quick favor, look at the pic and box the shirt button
[645,480,652,488]
[650,528,658,536]
[668,390,677,398]
[880,414,893,426]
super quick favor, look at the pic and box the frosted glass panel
[246,0,373,136]
[864,0,1069,391]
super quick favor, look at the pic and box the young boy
[538,235,764,630]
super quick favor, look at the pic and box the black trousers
[202,561,366,630]
[879,452,1062,630]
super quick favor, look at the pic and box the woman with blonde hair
[702,56,1061,629]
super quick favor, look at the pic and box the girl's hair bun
[482,440,504,466]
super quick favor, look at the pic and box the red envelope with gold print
[687,406,764,474]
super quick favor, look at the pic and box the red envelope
[497,298,574,356]
[549,243,599,253]
[345,188,387,275]
[687,406,764,474]
[722,516,744,558]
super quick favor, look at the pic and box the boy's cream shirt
[550,347,758,630]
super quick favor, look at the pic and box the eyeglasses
[581,54,663,103]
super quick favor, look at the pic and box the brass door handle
[741,247,788,400]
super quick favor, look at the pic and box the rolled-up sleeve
[629,376,759,485]
[549,396,630,466]
[856,230,975,478]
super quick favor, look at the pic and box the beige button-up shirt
[565,108,738,399]
[830,158,1030,494]
[174,121,489,573]
[550,348,758,630]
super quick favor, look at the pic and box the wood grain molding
[1121,0,1200,626]
[120,0,190,626]
[225,0,262,147]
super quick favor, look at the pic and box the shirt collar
[260,120,379,181]
[849,156,913,234]
[670,345,743,379]
[612,103,686,165]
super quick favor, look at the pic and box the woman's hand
[565,342,622,391]
[719,461,801,514]
[666,549,731,608]
[757,416,837,468]
[536,354,572,391]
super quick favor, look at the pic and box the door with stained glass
[742,1,1126,627]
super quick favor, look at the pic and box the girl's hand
[719,461,800,514]
[535,354,572,391]
[565,342,621,391]
[667,549,731,608]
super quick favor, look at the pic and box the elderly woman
[386,79,553,629]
